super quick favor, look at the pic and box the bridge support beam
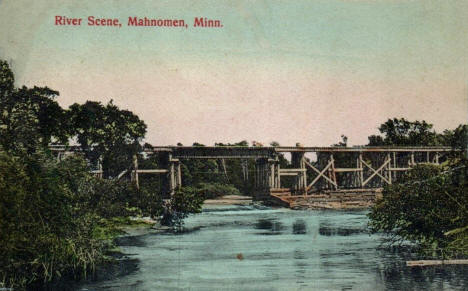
[168,157,182,196]
[254,158,280,200]
[275,160,281,188]
[306,153,337,192]
[271,158,281,188]
[50,145,454,202]
[254,158,268,189]
[291,152,307,194]
[159,153,182,198]
[131,154,139,188]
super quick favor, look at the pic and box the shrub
[368,161,468,258]
[161,187,204,229]
[0,151,104,288]
[0,151,164,288]
[195,182,241,199]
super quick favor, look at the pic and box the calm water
[79,204,467,290]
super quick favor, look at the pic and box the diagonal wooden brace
[304,160,337,189]
[361,158,390,186]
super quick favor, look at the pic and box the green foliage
[368,118,439,146]
[170,187,204,215]
[0,59,161,289]
[181,158,224,186]
[0,59,67,153]
[368,118,468,152]
[0,60,14,96]
[67,100,147,178]
[195,182,241,199]
[161,187,205,229]
[440,124,468,151]
[51,155,162,219]
[0,151,104,288]
[0,151,164,288]
[179,141,257,195]
[368,161,468,257]
[367,118,468,257]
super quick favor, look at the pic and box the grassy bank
[0,152,161,289]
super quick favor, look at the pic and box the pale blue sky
[1,0,467,145]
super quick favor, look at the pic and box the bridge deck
[148,146,453,159]
[48,144,457,207]
[50,145,454,158]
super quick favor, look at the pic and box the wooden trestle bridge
[51,145,453,208]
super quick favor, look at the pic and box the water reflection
[293,249,307,260]
[376,248,468,290]
[114,235,146,247]
[293,249,308,286]
[78,205,468,291]
[318,223,366,236]
[292,219,307,234]
[255,218,285,235]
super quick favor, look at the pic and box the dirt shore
[203,195,253,205]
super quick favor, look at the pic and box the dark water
[79,205,468,290]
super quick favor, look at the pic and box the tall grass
[0,151,161,289]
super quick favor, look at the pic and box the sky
[0,0,467,146]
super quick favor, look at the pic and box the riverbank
[78,204,468,290]
[259,188,383,209]
[203,194,253,206]
[203,191,383,210]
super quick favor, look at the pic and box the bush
[160,183,242,228]
[0,151,164,288]
[0,151,104,288]
[171,187,204,214]
[0,60,161,288]
[195,182,241,199]
[368,161,468,258]
[160,187,204,229]
[58,155,164,220]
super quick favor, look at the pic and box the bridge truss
[50,145,454,199]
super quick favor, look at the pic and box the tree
[368,118,438,146]
[0,61,67,153]
[333,135,348,147]
[0,59,168,288]
[214,140,253,192]
[368,162,468,257]
[440,125,468,151]
[368,119,468,258]
[0,151,105,287]
[67,100,147,178]
[0,60,14,98]
[161,187,204,229]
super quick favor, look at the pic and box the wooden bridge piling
[49,145,455,206]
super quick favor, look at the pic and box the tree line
[0,60,190,288]
[1,56,467,288]
[366,118,467,258]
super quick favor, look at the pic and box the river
[78,203,467,290]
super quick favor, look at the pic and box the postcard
[0,1,467,290]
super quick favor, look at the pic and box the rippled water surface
[79,204,468,290]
